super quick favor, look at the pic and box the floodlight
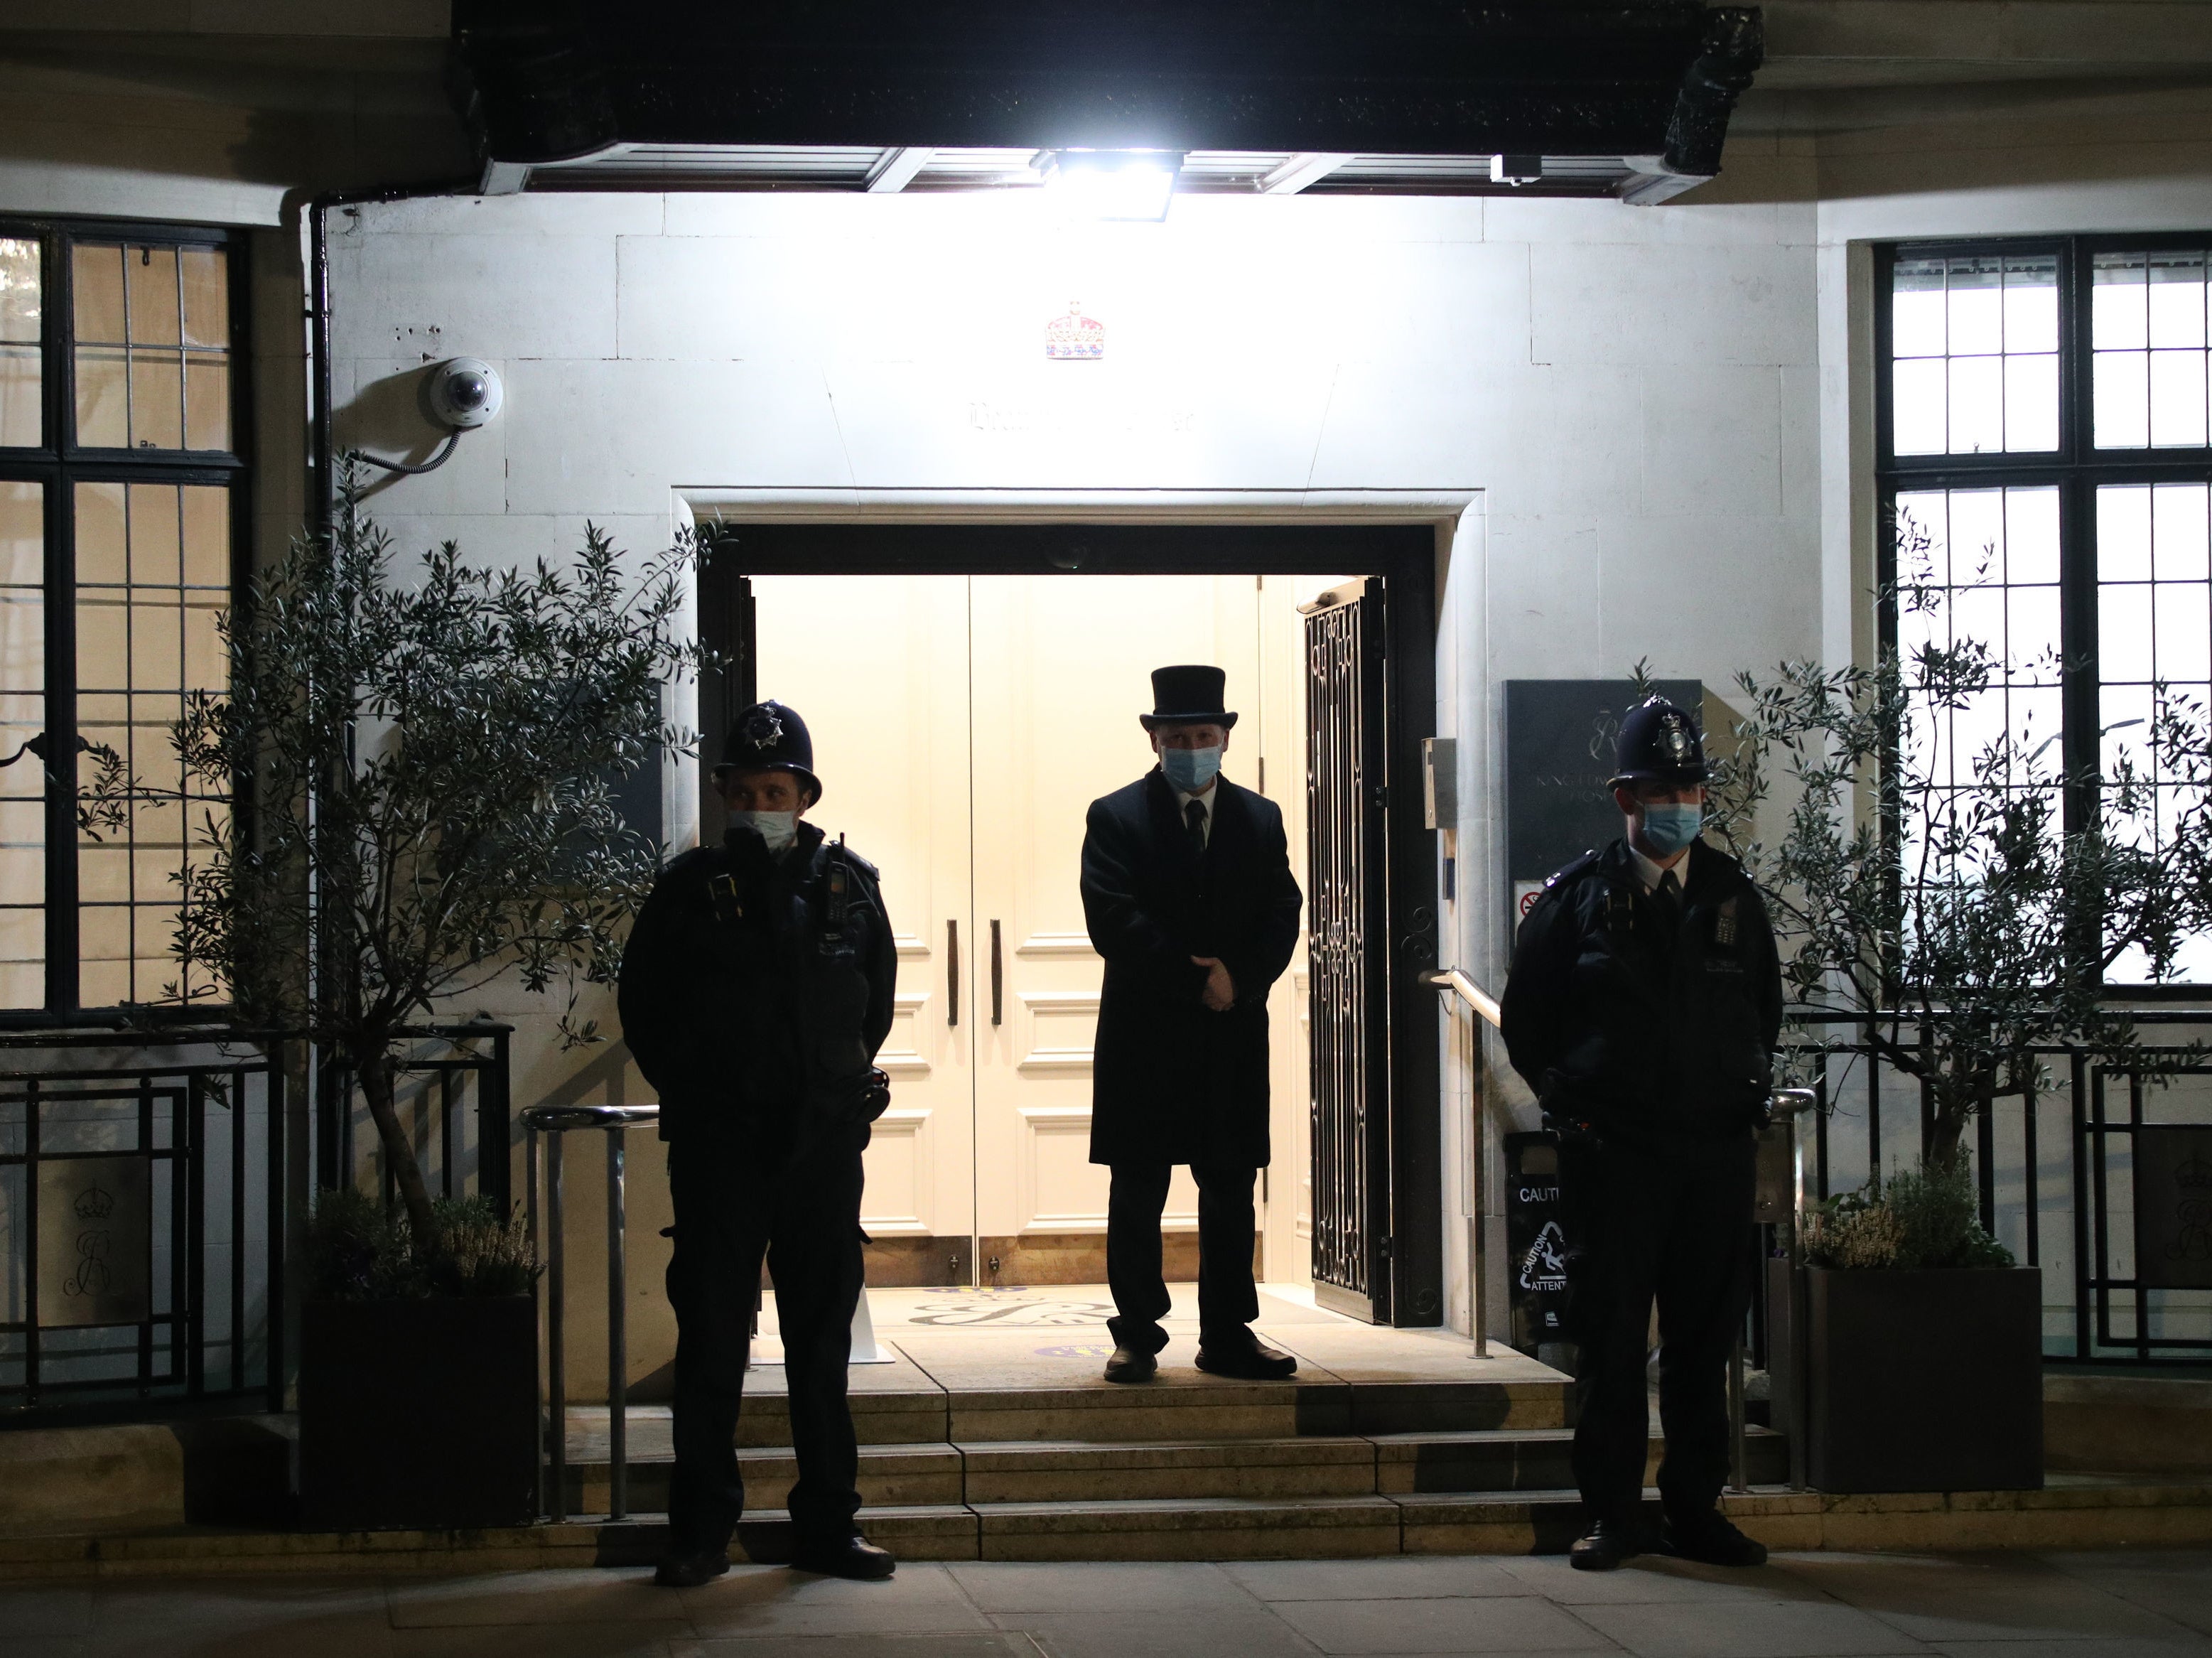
[1040,150,1183,221]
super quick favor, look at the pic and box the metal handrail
[1730,1087,1820,1495]
[1419,957,1820,1490]
[1420,966,1502,1030]
[1421,966,1503,1362]
[522,1101,661,1524]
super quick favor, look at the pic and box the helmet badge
[742,706,785,748]
[1660,712,1693,762]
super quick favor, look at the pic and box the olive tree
[104,486,705,1241]
[1700,511,2212,1168]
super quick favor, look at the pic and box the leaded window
[0,221,244,1022]
[1879,237,2212,989]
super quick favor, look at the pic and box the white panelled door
[752,576,977,1284]
[748,572,1314,1286]
[966,575,1263,1281]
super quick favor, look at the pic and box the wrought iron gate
[1303,578,1391,1322]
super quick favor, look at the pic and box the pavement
[6,1549,2211,1658]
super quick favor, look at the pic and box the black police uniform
[1499,698,1781,1545]
[617,701,897,1566]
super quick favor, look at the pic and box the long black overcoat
[1081,770,1303,1168]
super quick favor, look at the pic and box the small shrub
[428,1195,539,1298]
[306,1188,537,1301]
[1803,1157,2016,1271]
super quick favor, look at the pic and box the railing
[1781,1013,2212,1367]
[0,1030,289,1419]
[317,1021,514,1213]
[1420,969,1825,1488]
[522,1101,660,1524]
[0,1021,514,1426]
[1741,1087,1819,1492]
[1421,967,1502,1360]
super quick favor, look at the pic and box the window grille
[0,222,244,1022]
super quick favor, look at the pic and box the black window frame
[0,216,251,1027]
[1877,233,2212,995]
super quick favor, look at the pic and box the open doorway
[697,524,1441,1326]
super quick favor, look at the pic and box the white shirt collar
[1630,841,1691,894]
[1175,782,1218,846]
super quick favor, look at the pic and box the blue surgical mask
[1160,745,1221,794]
[740,810,798,854]
[1640,802,1703,858]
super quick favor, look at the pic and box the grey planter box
[1804,1266,2043,1494]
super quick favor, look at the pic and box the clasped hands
[1192,955,1236,1012]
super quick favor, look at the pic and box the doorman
[1081,664,1305,1384]
[618,699,899,1586]
[1499,695,1782,1573]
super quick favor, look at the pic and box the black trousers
[1558,1130,1757,1527]
[664,1130,867,1554]
[1105,1161,1261,1354]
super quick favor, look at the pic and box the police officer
[1499,696,1781,1573]
[618,700,899,1587]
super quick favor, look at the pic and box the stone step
[956,1438,1380,1503]
[1374,1426,1791,1495]
[563,1443,964,1514]
[13,1477,2212,1577]
[969,1494,1406,1561]
[560,1423,1791,1512]
[734,1390,951,1449]
[568,1367,1571,1456]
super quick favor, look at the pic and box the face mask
[1639,802,1703,858]
[740,810,797,854]
[1160,745,1222,795]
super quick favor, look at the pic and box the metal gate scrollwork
[1302,578,1391,1322]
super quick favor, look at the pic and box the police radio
[708,872,743,927]
[820,834,852,955]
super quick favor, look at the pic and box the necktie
[1653,868,1683,930]
[1186,798,1208,856]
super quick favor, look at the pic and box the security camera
[422,357,504,431]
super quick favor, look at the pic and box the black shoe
[653,1547,731,1588]
[1660,1510,1767,1568]
[1103,1343,1158,1383]
[792,1534,897,1581]
[1568,1520,1642,1572]
[1193,1337,1297,1379]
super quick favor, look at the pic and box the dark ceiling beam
[453,1,1764,181]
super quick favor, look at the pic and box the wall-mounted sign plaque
[36,1155,152,1328]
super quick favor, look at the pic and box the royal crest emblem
[1661,712,1693,761]
[741,707,785,748]
[1045,301,1105,361]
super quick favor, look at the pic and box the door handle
[946,919,959,1026]
[990,919,1003,1026]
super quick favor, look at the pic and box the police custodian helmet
[1609,695,1710,788]
[716,699,822,800]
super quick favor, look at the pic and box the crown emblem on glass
[2176,1153,2212,1193]
[1045,301,1104,361]
[73,1181,115,1221]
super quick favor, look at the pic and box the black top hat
[1140,665,1239,732]
[1609,695,1710,788]
[715,699,823,800]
